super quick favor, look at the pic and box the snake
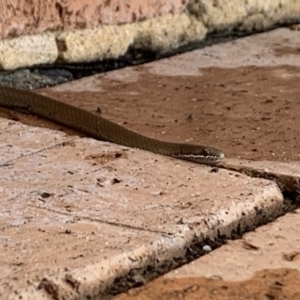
[0,85,224,164]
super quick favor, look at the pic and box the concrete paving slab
[0,116,284,299]
[114,208,300,299]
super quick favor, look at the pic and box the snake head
[173,144,224,165]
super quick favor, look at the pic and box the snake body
[0,85,224,164]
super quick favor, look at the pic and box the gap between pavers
[113,207,300,300]
[220,159,300,201]
[0,116,284,300]
[163,208,300,282]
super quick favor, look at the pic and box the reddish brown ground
[1,65,300,162]
[114,268,300,300]
[1,65,300,298]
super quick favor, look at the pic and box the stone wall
[0,0,300,70]
[0,0,188,39]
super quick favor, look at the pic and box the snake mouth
[171,144,225,164]
[172,151,225,164]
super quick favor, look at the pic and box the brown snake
[0,85,224,164]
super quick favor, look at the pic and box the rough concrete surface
[1,26,300,299]
[0,117,283,299]
[56,14,207,63]
[114,209,300,299]
[0,33,57,70]
[1,0,300,69]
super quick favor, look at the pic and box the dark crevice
[102,164,300,299]
[103,201,290,298]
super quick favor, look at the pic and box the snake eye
[203,148,211,156]
[202,148,215,157]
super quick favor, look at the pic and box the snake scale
[0,85,224,164]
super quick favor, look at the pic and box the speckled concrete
[0,116,283,299]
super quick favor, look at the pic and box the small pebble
[202,245,212,252]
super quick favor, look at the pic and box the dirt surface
[1,64,300,163]
[114,268,300,300]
